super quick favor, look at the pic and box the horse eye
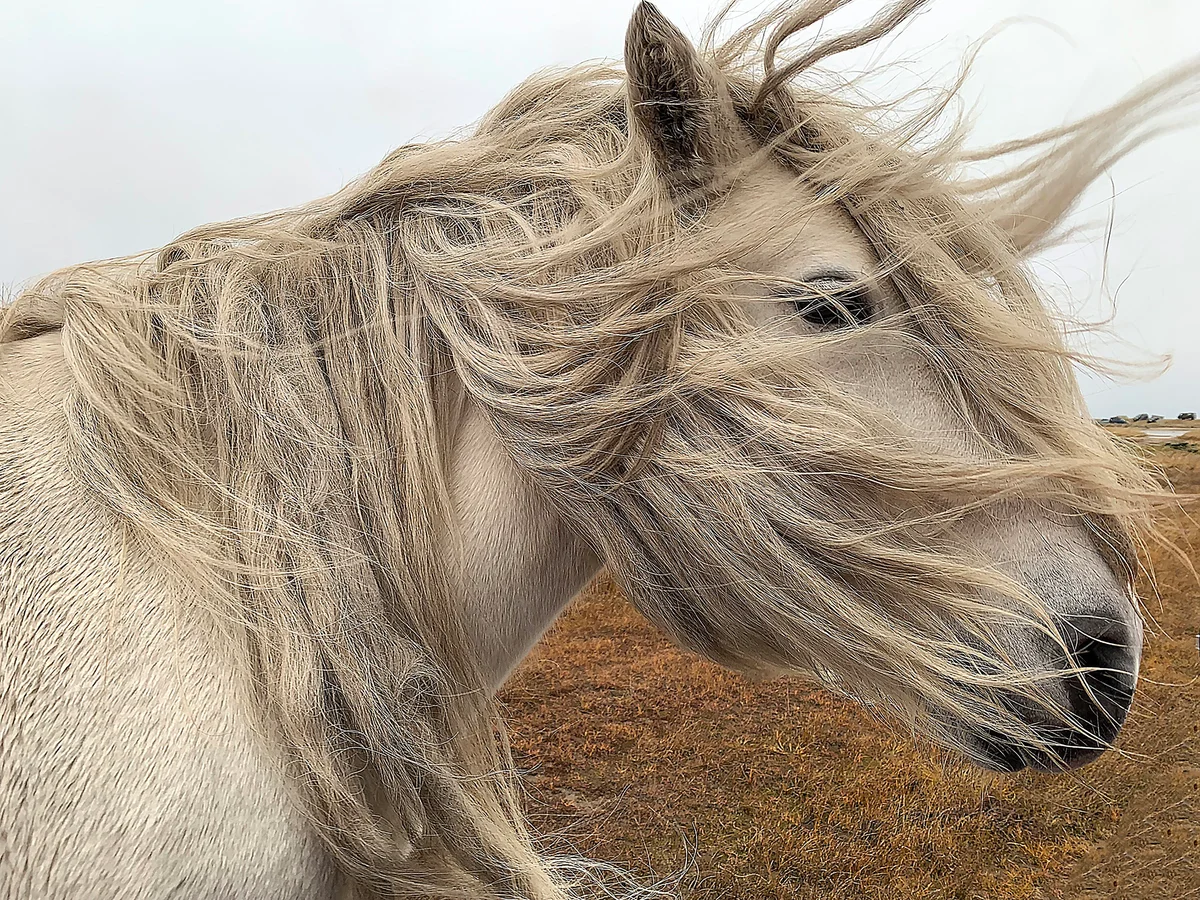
[789,285,872,330]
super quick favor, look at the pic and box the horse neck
[442,395,602,691]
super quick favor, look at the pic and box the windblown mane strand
[6,2,1195,898]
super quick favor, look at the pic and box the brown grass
[501,450,1200,900]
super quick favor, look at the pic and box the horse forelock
[4,2,1193,897]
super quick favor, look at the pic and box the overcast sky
[2,0,1197,416]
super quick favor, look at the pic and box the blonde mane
[7,1,1197,897]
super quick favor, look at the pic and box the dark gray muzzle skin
[969,615,1139,773]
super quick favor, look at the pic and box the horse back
[0,332,343,898]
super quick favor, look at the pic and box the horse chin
[964,736,1030,774]
[963,731,1111,775]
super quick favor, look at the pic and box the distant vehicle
[1133,413,1149,422]
[1181,413,1196,421]
[1149,415,1163,423]
[1108,416,1128,425]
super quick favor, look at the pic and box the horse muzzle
[966,613,1141,773]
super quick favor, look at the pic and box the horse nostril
[1057,616,1139,756]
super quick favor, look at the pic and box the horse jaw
[442,396,602,691]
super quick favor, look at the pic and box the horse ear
[624,1,740,194]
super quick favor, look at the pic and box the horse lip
[968,734,1029,773]
[965,692,1126,774]
[967,736,1101,774]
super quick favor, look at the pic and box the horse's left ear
[624,1,741,195]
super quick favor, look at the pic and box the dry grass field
[501,429,1200,900]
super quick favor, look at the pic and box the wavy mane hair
[7,1,1198,897]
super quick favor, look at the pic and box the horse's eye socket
[790,285,872,330]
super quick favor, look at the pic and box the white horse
[2,2,1190,898]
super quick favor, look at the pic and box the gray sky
[2,0,1197,416]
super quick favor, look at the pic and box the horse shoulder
[0,332,346,898]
